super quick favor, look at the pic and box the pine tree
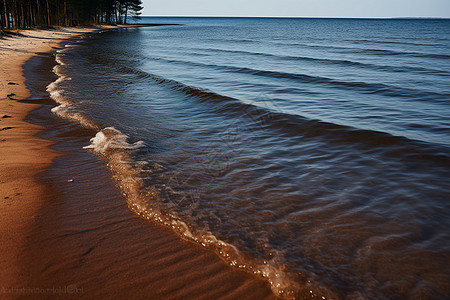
[0,0,143,30]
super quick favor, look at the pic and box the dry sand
[0,27,277,299]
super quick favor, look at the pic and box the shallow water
[49,18,449,299]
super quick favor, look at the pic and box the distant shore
[0,26,276,299]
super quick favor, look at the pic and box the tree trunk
[20,3,24,28]
[116,4,120,24]
[64,0,67,26]
[31,2,35,27]
[46,0,50,25]
[0,0,3,29]
[124,4,128,25]
[13,0,18,29]
[3,0,8,29]
[36,0,40,25]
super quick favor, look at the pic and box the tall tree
[2,0,9,29]
[0,0,143,29]
[122,0,142,25]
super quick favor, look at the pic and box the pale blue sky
[141,0,450,18]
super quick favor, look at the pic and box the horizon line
[140,15,450,19]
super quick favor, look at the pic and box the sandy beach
[0,27,276,299]
[0,26,103,291]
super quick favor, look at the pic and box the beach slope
[0,27,276,299]
[0,27,105,290]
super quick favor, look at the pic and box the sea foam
[47,53,100,130]
[83,127,144,154]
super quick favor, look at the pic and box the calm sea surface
[49,17,450,299]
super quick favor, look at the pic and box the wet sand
[0,26,102,292]
[0,28,276,299]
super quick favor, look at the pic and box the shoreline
[0,27,277,299]
[0,26,110,290]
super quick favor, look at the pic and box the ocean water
[48,18,449,299]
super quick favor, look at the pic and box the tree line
[1,0,143,30]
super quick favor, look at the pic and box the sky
[141,0,450,18]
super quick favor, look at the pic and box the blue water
[50,18,450,299]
